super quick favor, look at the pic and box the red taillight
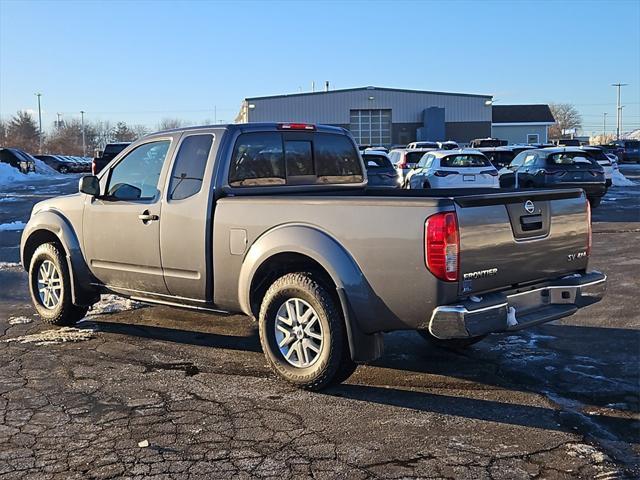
[425,212,459,282]
[277,123,316,131]
[91,159,96,175]
[586,200,592,256]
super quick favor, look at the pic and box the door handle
[138,210,159,222]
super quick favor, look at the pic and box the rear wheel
[423,180,431,189]
[418,330,487,349]
[258,273,354,390]
[28,243,88,326]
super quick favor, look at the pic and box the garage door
[350,109,392,146]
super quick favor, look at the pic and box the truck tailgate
[454,189,590,295]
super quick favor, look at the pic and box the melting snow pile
[0,221,26,231]
[87,294,144,316]
[611,170,636,186]
[4,326,96,346]
[0,159,63,188]
[0,261,22,271]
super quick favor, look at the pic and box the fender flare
[238,224,383,362]
[20,209,98,306]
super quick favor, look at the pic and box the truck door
[83,136,178,295]
[159,132,217,300]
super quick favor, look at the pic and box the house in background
[491,104,555,144]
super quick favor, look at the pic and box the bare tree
[6,111,41,152]
[157,118,184,131]
[0,119,7,146]
[131,124,149,139]
[92,121,115,150]
[45,119,98,156]
[549,103,582,140]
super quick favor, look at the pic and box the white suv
[404,150,499,189]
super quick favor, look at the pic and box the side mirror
[79,175,100,196]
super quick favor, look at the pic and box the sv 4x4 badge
[567,251,588,262]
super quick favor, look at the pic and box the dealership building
[236,86,494,145]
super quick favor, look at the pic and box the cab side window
[107,140,170,200]
[168,134,213,200]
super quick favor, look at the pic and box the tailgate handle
[520,214,543,231]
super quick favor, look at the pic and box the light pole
[612,83,627,140]
[603,112,607,141]
[80,110,86,157]
[35,93,43,153]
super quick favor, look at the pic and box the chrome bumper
[428,271,607,339]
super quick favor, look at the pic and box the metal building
[236,86,493,146]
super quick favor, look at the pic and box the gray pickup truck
[20,123,606,389]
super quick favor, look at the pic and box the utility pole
[603,112,607,140]
[214,105,217,124]
[56,112,62,128]
[35,93,43,153]
[80,110,86,157]
[612,83,627,140]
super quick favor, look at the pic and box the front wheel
[258,273,354,390]
[418,330,487,349]
[28,243,88,325]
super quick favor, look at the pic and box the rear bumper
[428,271,606,339]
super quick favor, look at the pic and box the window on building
[349,109,392,146]
[527,134,540,144]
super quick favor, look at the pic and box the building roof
[492,104,555,124]
[246,86,492,101]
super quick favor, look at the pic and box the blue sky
[1,0,639,135]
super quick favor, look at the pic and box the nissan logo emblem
[524,200,535,214]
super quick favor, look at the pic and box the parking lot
[0,167,638,479]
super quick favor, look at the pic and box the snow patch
[4,326,96,346]
[8,316,33,325]
[565,443,607,463]
[87,294,144,316]
[0,196,19,203]
[0,262,22,270]
[611,170,635,186]
[0,221,26,231]
[0,160,64,188]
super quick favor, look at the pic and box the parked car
[92,142,130,174]
[406,141,439,149]
[580,146,613,187]
[499,147,606,207]
[0,148,36,173]
[388,148,435,185]
[612,139,640,163]
[361,152,399,188]
[477,145,536,170]
[20,122,606,390]
[34,155,74,173]
[604,152,620,170]
[469,138,507,148]
[363,146,389,153]
[404,150,499,189]
[555,139,582,147]
[598,143,625,160]
[437,141,459,150]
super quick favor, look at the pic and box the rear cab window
[229,131,363,187]
[363,154,393,169]
[547,152,598,167]
[406,151,427,166]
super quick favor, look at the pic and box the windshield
[441,154,492,168]
[104,144,129,154]
[363,154,393,169]
[625,140,640,149]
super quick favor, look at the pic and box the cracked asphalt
[0,167,638,479]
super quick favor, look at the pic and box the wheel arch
[239,224,383,362]
[20,210,98,306]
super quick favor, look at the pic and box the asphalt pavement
[0,167,638,479]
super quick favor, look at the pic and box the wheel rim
[274,298,323,368]
[37,260,62,309]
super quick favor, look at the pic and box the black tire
[588,197,602,208]
[423,180,431,189]
[28,243,88,326]
[258,272,354,390]
[418,330,487,349]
